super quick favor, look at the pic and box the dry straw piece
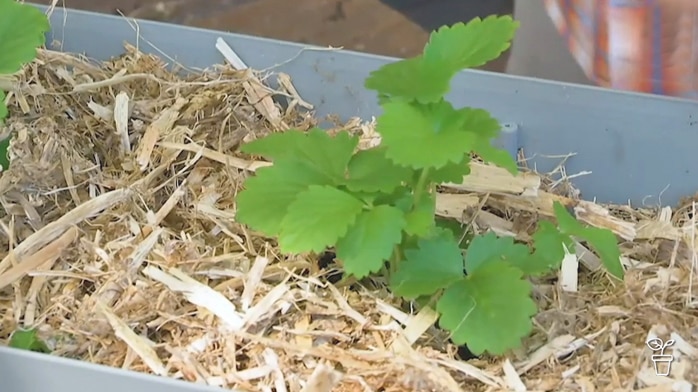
[0,28,696,392]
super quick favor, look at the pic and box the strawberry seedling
[235,15,623,356]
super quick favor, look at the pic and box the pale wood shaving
[97,300,167,376]
[559,247,579,292]
[501,359,527,391]
[0,226,77,291]
[114,91,131,153]
[143,266,244,331]
[300,363,342,392]
[240,255,270,311]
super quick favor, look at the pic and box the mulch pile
[0,21,696,392]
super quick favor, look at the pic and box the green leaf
[390,228,464,298]
[465,231,563,276]
[552,202,624,279]
[336,205,406,278]
[364,56,453,103]
[553,202,584,232]
[0,89,7,120]
[344,147,410,193]
[436,260,537,355]
[241,129,358,181]
[374,186,412,209]
[465,232,528,272]
[279,185,364,254]
[377,100,477,169]
[0,0,50,75]
[9,327,51,353]
[459,108,502,140]
[435,217,471,247]
[235,161,332,236]
[423,16,519,72]
[0,134,9,172]
[404,192,436,237]
[427,158,471,184]
[473,139,518,175]
[578,227,623,278]
[531,220,571,272]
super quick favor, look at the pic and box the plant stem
[389,245,402,276]
[412,167,431,207]
[387,169,430,280]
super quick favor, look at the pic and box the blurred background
[40,0,592,85]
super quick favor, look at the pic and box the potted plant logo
[646,337,675,376]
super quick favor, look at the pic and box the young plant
[235,16,623,355]
[0,0,50,171]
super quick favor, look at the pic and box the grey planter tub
[2,4,698,392]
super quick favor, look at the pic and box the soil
[45,0,513,72]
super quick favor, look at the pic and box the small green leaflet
[364,56,453,104]
[390,228,464,298]
[0,0,50,75]
[343,147,410,193]
[423,15,519,73]
[580,228,623,278]
[403,192,436,237]
[436,260,537,355]
[0,135,9,172]
[455,107,520,175]
[435,217,471,248]
[235,160,332,236]
[532,220,571,273]
[279,185,364,254]
[554,202,582,231]
[427,157,471,184]
[552,202,624,278]
[9,327,51,353]
[241,129,358,182]
[375,186,413,212]
[473,139,518,175]
[336,205,406,278]
[377,100,478,169]
[459,108,502,140]
[0,90,6,120]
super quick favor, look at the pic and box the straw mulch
[0,38,696,392]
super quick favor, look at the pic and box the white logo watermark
[646,337,675,376]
